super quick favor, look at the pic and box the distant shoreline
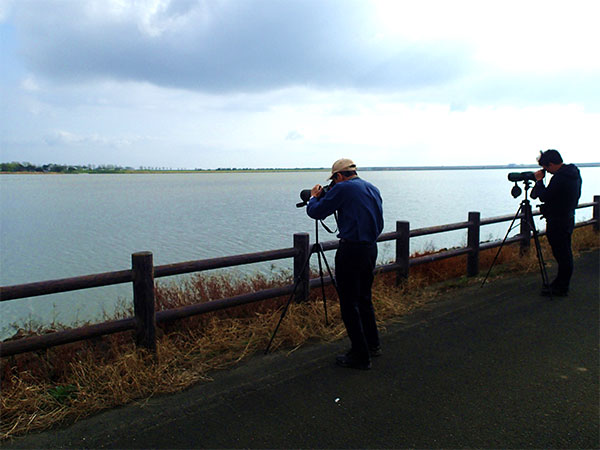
[1,163,599,175]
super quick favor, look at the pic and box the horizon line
[2,162,599,173]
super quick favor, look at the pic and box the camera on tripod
[296,181,334,207]
[507,171,537,182]
[269,181,340,353]
[482,169,551,291]
[507,170,543,199]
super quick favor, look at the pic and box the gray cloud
[388,71,600,113]
[13,0,469,93]
[475,73,600,110]
[43,130,137,148]
[285,130,303,141]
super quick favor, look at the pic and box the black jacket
[532,164,582,219]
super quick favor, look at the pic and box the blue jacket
[306,177,384,243]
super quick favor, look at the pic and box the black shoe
[336,353,371,370]
[540,285,568,297]
[369,346,382,357]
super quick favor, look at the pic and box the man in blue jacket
[307,159,384,369]
[532,149,582,296]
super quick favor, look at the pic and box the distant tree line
[0,162,135,173]
[1,162,220,173]
[1,163,320,173]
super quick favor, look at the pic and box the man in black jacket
[532,149,582,296]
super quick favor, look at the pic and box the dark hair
[537,149,563,166]
[337,170,357,178]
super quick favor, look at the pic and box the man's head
[329,158,357,182]
[537,149,564,174]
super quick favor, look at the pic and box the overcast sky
[1,0,599,169]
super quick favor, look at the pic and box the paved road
[5,250,599,449]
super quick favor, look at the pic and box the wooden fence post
[520,200,533,254]
[594,195,599,232]
[467,211,480,277]
[293,233,310,302]
[132,252,156,352]
[396,221,410,285]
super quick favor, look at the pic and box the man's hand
[534,169,546,181]
[311,184,323,198]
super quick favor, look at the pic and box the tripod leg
[319,246,343,329]
[481,203,523,287]
[264,246,313,354]
[527,217,551,291]
[316,246,329,326]
[318,246,339,295]
[533,231,550,287]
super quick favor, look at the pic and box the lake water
[1,168,598,339]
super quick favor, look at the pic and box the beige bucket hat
[328,158,357,179]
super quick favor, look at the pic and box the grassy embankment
[1,226,598,439]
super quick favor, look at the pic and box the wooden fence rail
[1,196,598,357]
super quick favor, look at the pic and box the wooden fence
[1,196,598,357]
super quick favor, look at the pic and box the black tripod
[481,179,551,296]
[264,220,339,354]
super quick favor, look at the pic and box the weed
[1,226,597,439]
[47,385,78,405]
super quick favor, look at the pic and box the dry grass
[1,226,598,440]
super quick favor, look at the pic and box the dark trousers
[335,241,380,361]
[546,217,575,291]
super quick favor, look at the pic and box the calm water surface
[1,168,598,338]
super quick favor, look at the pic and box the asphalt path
[5,250,599,449]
